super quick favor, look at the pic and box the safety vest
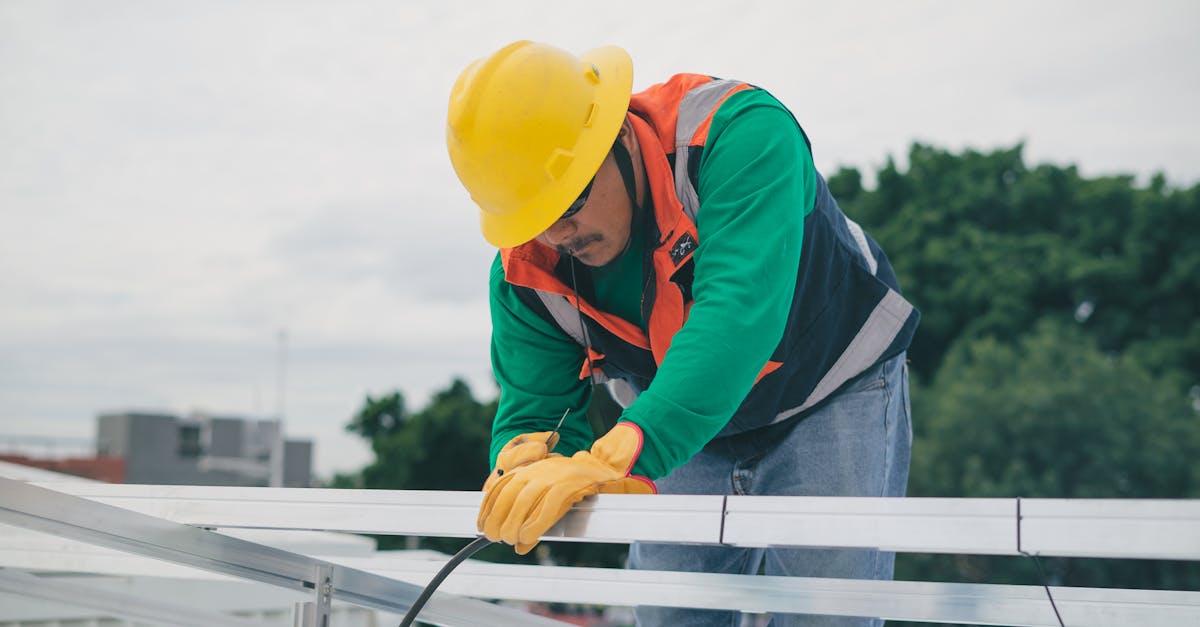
[500,74,919,436]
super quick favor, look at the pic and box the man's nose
[539,219,576,247]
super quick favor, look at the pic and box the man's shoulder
[706,88,805,150]
[489,251,507,288]
[634,73,718,99]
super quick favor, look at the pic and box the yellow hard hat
[446,41,633,248]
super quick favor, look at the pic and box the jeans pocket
[840,361,888,395]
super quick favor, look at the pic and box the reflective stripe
[606,379,640,408]
[673,79,744,222]
[844,216,879,275]
[535,291,645,396]
[771,289,913,424]
[535,291,589,347]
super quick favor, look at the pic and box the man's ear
[617,115,638,150]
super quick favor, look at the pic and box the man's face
[536,149,633,267]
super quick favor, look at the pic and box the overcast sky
[2,1,1197,479]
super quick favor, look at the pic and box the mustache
[556,234,602,257]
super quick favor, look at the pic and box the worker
[447,40,917,627]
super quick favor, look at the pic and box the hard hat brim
[480,45,634,249]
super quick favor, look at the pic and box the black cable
[1027,553,1066,627]
[1016,497,1066,627]
[398,535,495,627]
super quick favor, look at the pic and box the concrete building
[96,412,312,487]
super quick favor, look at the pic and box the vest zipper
[641,227,667,330]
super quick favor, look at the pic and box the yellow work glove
[483,429,655,494]
[477,422,656,555]
[482,431,561,492]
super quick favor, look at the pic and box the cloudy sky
[2,1,1197,479]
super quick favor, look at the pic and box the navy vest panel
[717,173,918,436]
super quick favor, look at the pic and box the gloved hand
[477,422,656,554]
[482,431,561,492]
[484,429,655,495]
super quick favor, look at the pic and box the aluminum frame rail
[0,568,268,627]
[4,481,1199,626]
[3,537,1197,626]
[0,479,565,627]
[360,557,1200,627]
[40,483,1200,560]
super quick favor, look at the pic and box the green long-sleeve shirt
[488,88,817,479]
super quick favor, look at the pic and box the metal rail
[5,479,1199,625]
[7,541,1193,627]
[360,557,1200,627]
[6,534,1197,626]
[0,568,267,627]
[0,478,564,626]
[39,483,1200,560]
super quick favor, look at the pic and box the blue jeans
[628,353,912,627]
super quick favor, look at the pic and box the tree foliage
[911,320,1199,501]
[898,320,1200,592]
[338,380,493,493]
[830,144,1200,597]
[830,144,1200,388]
[333,381,493,556]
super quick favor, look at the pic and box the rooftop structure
[1,462,1197,626]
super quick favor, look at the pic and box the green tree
[336,383,494,492]
[336,380,491,552]
[830,144,1200,393]
[899,320,1200,591]
[330,391,408,489]
[365,379,493,493]
[832,144,1200,614]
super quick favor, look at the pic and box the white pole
[271,329,287,487]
